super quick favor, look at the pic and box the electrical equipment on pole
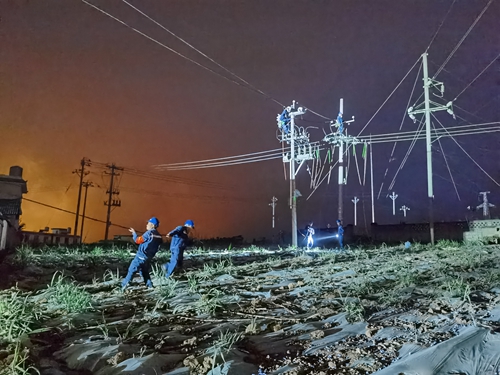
[323,98,358,222]
[277,101,316,247]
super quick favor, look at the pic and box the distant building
[0,166,27,251]
[22,227,81,246]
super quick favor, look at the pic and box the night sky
[1,0,498,242]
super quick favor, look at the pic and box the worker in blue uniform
[336,219,344,249]
[164,220,194,277]
[305,221,315,249]
[121,217,163,291]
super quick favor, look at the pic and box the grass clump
[343,299,365,323]
[44,272,92,314]
[0,291,41,375]
[195,288,224,315]
[205,330,243,366]
[0,291,38,343]
[157,278,179,298]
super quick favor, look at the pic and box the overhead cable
[433,0,494,79]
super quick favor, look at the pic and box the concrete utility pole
[80,181,94,241]
[338,100,344,222]
[389,192,398,216]
[72,158,91,236]
[400,205,410,218]
[323,98,357,224]
[289,102,307,247]
[370,137,375,223]
[477,191,495,219]
[269,196,278,228]
[408,52,455,245]
[104,164,123,241]
[352,196,359,226]
[276,101,314,247]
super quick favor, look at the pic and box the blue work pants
[164,247,184,277]
[122,256,153,288]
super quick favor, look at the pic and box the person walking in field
[121,217,163,291]
[336,219,344,250]
[306,221,315,249]
[163,220,194,277]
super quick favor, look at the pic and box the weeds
[195,288,224,315]
[1,342,40,375]
[444,277,471,299]
[397,269,421,288]
[103,268,121,283]
[187,274,199,294]
[11,245,37,268]
[44,272,92,313]
[0,291,38,343]
[205,330,243,366]
[346,277,374,297]
[343,299,365,323]
[198,259,233,280]
[157,278,179,298]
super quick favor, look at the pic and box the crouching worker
[163,220,194,278]
[121,217,163,291]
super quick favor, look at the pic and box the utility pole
[408,52,455,245]
[289,102,307,247]
[477,191,495,219]
[352,196,359,226]
[269,196,278,228]
[400,205,410,218]
[338,100,344,222]
[72,158,91,236]
[370,137,375,223]
[389,192,398,216]
[276,101,312,247]
[80,181,94,242]
[323,98,357,224]
[104,164,123,241]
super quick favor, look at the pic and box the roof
[0,198,22,216]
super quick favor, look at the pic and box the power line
[154,122,499,171]
[91,160,230,190]
[378,60,423,198]
[433,0,495,79]
[81,0,285,107]
[453,50,500,101]
[357,56,422,137]
[120,0,284,107]
[23,198,130,230]
[120,186,262,203]
[386,119,425,193]
[425,0,458,53]
[431,113,500,187]
[154,147,288,167]
[431,123,461,201]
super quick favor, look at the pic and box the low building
[463,219,500,243]
[22,227,81,246]
[0,166,27,251]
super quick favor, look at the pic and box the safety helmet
[184,219,195,228]
[148,217,160,227]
